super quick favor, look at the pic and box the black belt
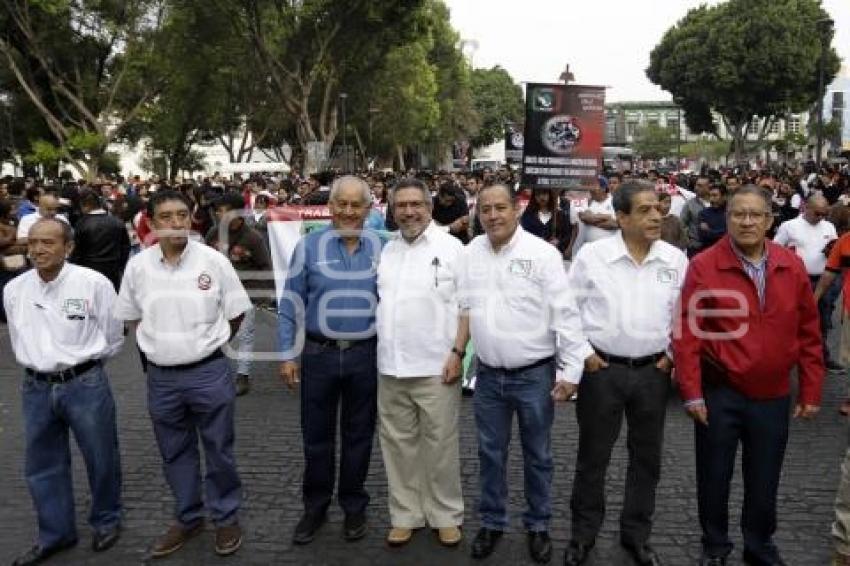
[593,347,664,369]
[26,359,101,384]
[148,348,224,371]
[478,356,554,374]
[306,333,375,351]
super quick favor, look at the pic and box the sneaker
[150,521,204,558]
[235,375,251,396]
[215,524,242,556]
[343,513,367,541]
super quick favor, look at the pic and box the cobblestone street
[0,309,847,565]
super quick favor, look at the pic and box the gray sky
[445,0,850,102]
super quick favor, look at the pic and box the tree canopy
[646,0,841,162]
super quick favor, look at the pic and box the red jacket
[673,235,824,406]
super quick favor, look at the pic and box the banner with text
[521,83,605,189]
[504,122,524,165]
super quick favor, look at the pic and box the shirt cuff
[558,364,583,384]
[683,398,705,408]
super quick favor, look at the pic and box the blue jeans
[473,359,554,531]
[233,306,255,376]
[147,355,241,527]
[22,364,123,548]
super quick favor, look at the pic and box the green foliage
[470,66,524,148]
[680,139,729,161]
[647,0,841,159]
[632,124,679,160]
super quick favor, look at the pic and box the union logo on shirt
[198,272,213,291]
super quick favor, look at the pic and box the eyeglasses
[729,210,771,222]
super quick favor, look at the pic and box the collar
[154,239,193,266]
[715,235,790,271]
[327,226,368,251]
[396,220,439,246]
[486,224,524,254]
[605,232,668,265]
[37,262,70,290]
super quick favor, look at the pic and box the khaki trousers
[834,447,850,556]
[378,374,464,528]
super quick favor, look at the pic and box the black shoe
[92,526,121,552]
[563,540,594,566]
[622,542,663,566]
[343,513,367,541]
[698,554,727,566]
[827,359,845,371]
[742,549,787,566]
[292,511,326,545]
[471,528,503,559]
[12,540,78,566]
[528,531,552,563]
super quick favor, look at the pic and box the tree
[221,0,426,172]
[632,125,678,161]
[470,66,524,149]
[0,0,170,179]
[681,139,730,163]
[647,0,841,163]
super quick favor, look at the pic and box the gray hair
[329,175,371,204]
[30,217,74,243]
[728,184,772,212]
[390,178,432,210]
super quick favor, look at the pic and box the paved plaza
[0,309,847,565]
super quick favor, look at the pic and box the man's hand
[442,352,463,385]
[449,216,469,234]
[280,361,300,391]
[793,404,820,419]
[584,353,609,373]
[655,355,674,374]
[551,381,578,402]
[686,401,709,426]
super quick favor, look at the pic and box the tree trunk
[396,144,405,171]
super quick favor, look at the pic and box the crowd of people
[1,160,850,566]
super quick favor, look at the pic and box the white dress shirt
[377,222,463,378]
[114,240,252,366]
[570,195,618,258]
[773,216,836,276]
[459,226,588,381]
[564,233,688,383]
[3,263,124,372]
[16,212,69,239]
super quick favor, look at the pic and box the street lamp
[339,92,348,172]
[815,17,834,167]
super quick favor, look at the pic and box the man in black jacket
[70,190,131,291]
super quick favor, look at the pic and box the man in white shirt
[4,219,124,565]
[568,181,618,259]
[562,181,687,566]
[773,194,839,369]
[459,184,587,564]
[115,190,252,558]
[376,178,467,548]
[15,193,69,243]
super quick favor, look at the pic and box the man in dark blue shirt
[278,175,383,545]
[698,185,728,250]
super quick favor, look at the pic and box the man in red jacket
[673,185,824,566]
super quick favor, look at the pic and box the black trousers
[695,384,789,561]
[569,363,670,546]
[300,338,377,516]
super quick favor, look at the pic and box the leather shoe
[563,540,594,566]
[386,527,413,546]
[292,511,326,545]
[92,526,121,552]
[621,542,662,566]
[528,531,552,563]
[698,554,727,566]
[12,539,78,566]
[471,527,502,559]
[343,513,367,541]
[742,549,787,566]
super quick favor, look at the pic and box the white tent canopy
[217,162,291,175]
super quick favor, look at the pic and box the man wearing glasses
[773,194,839,370]
[675,185,824,566]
